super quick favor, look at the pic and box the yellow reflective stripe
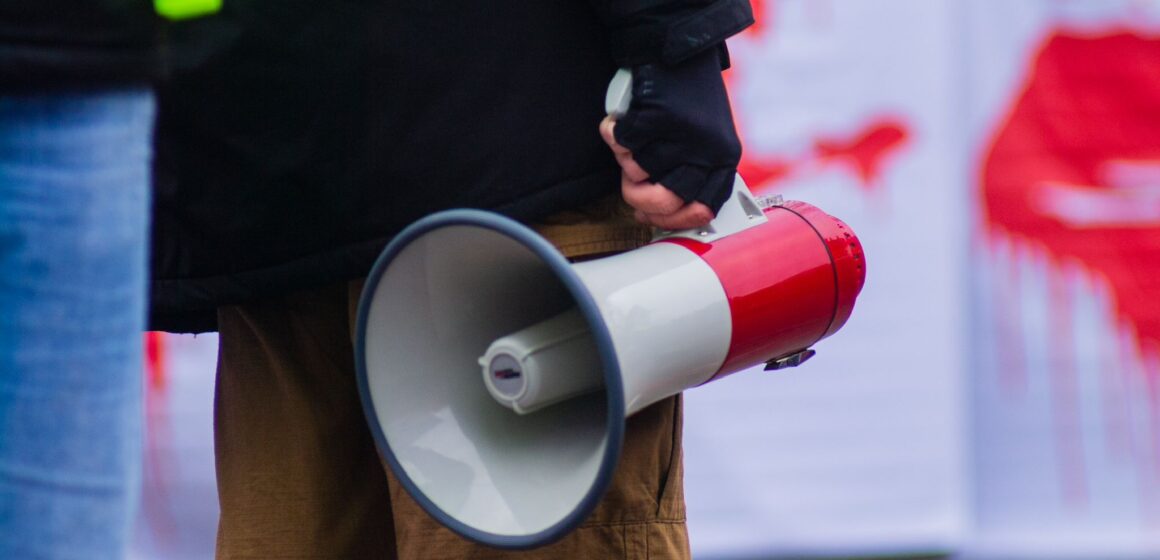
[155,0,221,20]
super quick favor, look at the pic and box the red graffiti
[980,31,1160,504]
[728,3,910,194]
[813,120,909,191]
[744,0,771,37]
[146,331,168,389]
[735,118,911,194]
[981,31,1160,368]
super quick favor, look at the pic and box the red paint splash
[814,120,909,191]
[737,155,793,188]
[981,31,1160,374]
[728,1,911,195]
[743,0,770,38]
[734,118,911,194]
[980,31,1160,501]
[140,331,189,552]
[990,237,1028,395]
[145,331,168,389]
[1047,267,1088,506]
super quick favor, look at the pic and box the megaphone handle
[603,68,768,242]
[605,68,634,119]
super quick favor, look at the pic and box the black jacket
[0,0,161,89]
[150,0,752,333]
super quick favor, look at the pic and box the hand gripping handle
[603,69,770,242]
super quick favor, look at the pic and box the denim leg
[0,89,155,560]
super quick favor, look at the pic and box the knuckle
[605,121,621,139]
[691,205,714,224]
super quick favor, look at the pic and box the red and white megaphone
[354,70,867,549]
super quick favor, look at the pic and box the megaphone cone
[354,180,866,549]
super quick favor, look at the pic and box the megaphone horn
[354,71,867,550]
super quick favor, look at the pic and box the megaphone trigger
[604,68,634,119]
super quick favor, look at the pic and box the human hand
[599,117,716,230]
[600,48,742,231]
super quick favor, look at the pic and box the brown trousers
[213,201,691,559]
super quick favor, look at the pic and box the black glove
[612,46,742,214]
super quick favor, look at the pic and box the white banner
[966,1,1160,558]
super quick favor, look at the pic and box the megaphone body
[354,179,866,549]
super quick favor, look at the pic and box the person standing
[150,1,751,557]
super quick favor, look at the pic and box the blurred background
[130,0,1160,558]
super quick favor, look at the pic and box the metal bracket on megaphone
[605,68,781,244]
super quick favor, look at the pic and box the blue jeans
[0,89,155,559]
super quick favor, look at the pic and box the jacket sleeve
[586,0,753,66]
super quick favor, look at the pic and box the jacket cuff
[607,0,753,67]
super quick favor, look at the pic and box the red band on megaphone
[661,201,866,380]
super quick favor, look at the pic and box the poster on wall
[682,0,970,557]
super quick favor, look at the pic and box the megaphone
[353,69,867,549]
[354,179,865,549]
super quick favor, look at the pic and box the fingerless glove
[613,46,742,214]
